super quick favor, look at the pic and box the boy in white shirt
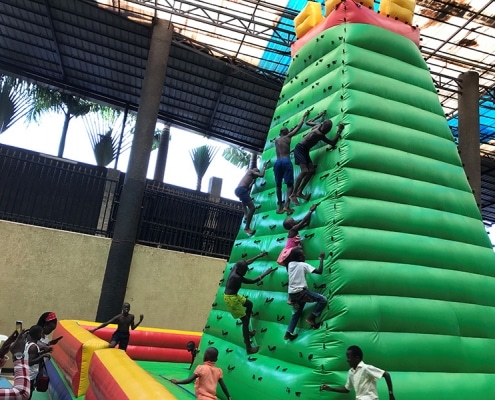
[284,247,328,340]
[321,345,395,400]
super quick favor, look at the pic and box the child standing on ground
[26,325,51,399]
[224,251,274,354]
[320,345,395,400]
[90,302,143,351]
[277,202,319,266]
[284,247,328,341]
[171,347,232,400]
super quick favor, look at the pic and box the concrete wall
[0,220,225,338]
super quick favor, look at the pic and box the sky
[0,113,247,200]
[2,111,495,247]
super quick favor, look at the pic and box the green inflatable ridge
[198,22,495,400]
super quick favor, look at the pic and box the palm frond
[189,144,219,191]
[0,76,32,134]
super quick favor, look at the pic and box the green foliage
[189,144,219,191]
[221,146,252,169]
[83,108,132,167]
[0,75,32,134]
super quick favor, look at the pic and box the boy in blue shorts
[234,161,270,235]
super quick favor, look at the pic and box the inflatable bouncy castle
[198,1,495,400]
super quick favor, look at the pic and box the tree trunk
[57,112,71,158]
[196,176,202,191]
[153,123,170,181]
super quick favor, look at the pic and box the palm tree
[190,144,219,191]
[153,123,171,181]
[83,108,132,167]
[0,75,32,134]
[26,86,99,158]
[222,146,259,169]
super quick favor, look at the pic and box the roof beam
[43,0,65,81]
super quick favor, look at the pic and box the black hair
[235,260,248,274]
[29,325,43,340]
[204,347,219,362]
[37,312,57,327]
[347,345,363,360]
[283,217,294,230]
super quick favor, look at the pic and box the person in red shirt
[170,347,231,400]
[0,330,30,400]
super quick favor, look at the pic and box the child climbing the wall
[284,247,328,341]
[274,109,311,214]
[223,251,275,354]
[320,345,395,400]
[277,202,319,267]
[234,160,271,235]
[290,112,345,205]
[171,347,232,400]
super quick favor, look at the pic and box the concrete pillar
[208,176,223,200]
[153,123,170,181]
[457,71,481,209]
[96,19,173,321]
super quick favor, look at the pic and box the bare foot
[297,192,311,201]
[244,228,256,236]
[289,195,300,206]
[283,332,298,341]
[283,206,294,215]
[276,207,285,214]
[247,346,259,354]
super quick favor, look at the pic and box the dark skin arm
[170,374,197,385]
[90,315,120,333]
[245,251,268,265]
[287,110,310,138]
[312,252,325,275]
[289,203,319,235]
[320,384,350,394]
[383,371,395,400]
[130,314,144,330]
[305,111,326,127]
[0,331,18,359]
[28,343,50,366]
[320,123,345,147]
[218,378,232,400]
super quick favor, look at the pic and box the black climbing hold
[268,345,276,352]
[253,311,259,317]
[269,225,276,230]
[204,325,210,330]
[248,266,254,271]
[216,315,222,320]
[260,181,266,186]
[304,233,315,239]
[332,60,337,65]
[276,315,285,322]
[241,253,247,258]
[268,191,275,196]
[261,327,267,333]
[256,280,263,287]
[299,352,303,358]
[252,374,256,380]
[314,283,326,290]
[286,388,291,394]
[308,354,314,360]
[323,343,326,350]
[296,392,301,397]
[228,365,235,371]
[226,348,233,353]
[255,204,261,210]
[258,377,263,382]
[222,330,228,336]
[212,302,218,307]
[276,366,280,370]
[282,368,287,372]
[265,297,274,303]
[248,356,258,362]
[208,340,215,345]
[276,237,285,242]
[236,320,242,326]
[235,242,242,246]
[281,281,288,287]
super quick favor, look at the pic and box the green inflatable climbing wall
[199,3,495,399]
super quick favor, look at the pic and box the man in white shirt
[284,247,328,341]
[321,345,395,400]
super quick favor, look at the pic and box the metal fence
[0,144,243,258]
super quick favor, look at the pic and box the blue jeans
[286,289,327,334]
